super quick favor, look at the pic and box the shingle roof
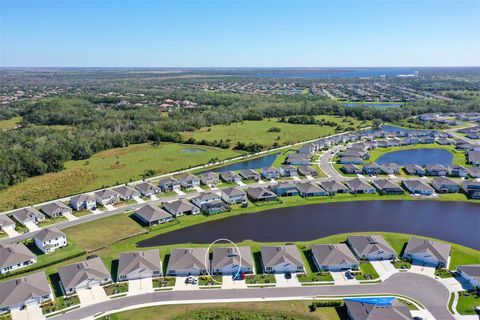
[345,298,413,320]
[135,204,171,222]
[70,193,95,205]
[192,192,221,202]
[0,243,36,270]
[372,179,403,190]
[311,244,358,266]
[348,235,396,257]
[164,200,198,213]
[0,272,51,309]
[135,182,160,195]
[40,201,71,216]
[457,264,480,278]
[117,250,161,278]
[320,180,349,193]
[345,179,374,191]
[404,237,451,262]
[221,187,246,197]
[94,189,119,199]
[112,185,139,198]
[58,257,110,292]
[11,207,45,224]
[246,187,277,199]
[296,182,325,194]
[261,245,304,269]
[167,248,208,271]
[34,227,65,243]
[211,247,253,271]
[0,214,15,229]
[403,180,435,192]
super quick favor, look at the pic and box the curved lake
[138,201,480,250]
[201,153,279,173]
[376,149,453,166]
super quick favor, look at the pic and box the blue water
[376,149,453,166]
[201,153,279,173]
[254,68,418,79]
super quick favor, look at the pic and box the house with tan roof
[311,244,359,271]
[347,235,396,261]
[0,243,36,274]
[211,247,254,275]
[58,256,112,294]
[166,248,208,276]
[117,249,162,281]
[260,245,304,274]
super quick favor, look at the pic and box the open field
[182,116,369,148]
[0,116,22,130]
[0,143,241,211]
[99,300,347,320]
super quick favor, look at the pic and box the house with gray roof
[468,151,480,165]
[158,177,181,192]
[296,182,327,197]
[456,264,480,288]
[191,192,222,208]
[0,215,15,233]
[462,180,480,199]
[40,201,72,218]
[94,189,120,206]
[279,165,298,177]
[166,248,208,276]
[34,227,67,254]
[239,169,261,181]
[362,163,382,175]
[345,298,413,320]
[372,179,404,195]
[403,180,435,195]
[117,249,162,281]
[344,179,376,194]
[467,166,480,178]
[405,164,425,176]
[311,244,358,271]
[220,171,242,183]
[70,193,96,211]
[261,167,280,180]
[134,204,173,226]
[220,187,247,204]
[11,207,45,226]
[403,237,451,267]
[425,163,448,176]
[112,185,140,200]
[381,162,401,175]
[200,172,220,186]
[297,165,316,177]
[135,181,161,197]
[431,177,459,193]
[341,164,362,174]
[163,200,200,216]
[246,187,278,202]
[347,235,396,261]
[260,245,304,274]
[319,180,350,195]
[211,246,254,275]
[58,256,112,294]
[338,156,364,165]
[0,272,52,314]
[271,182,299,196]
[448,165,468,177]
[175,173,200,189]
[285,153,310,165]
[0,243,36,274]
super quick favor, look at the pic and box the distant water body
[254,68,419,79]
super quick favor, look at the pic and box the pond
[376,148,453,166]
[138,200,480,250]
[201,153,279,173]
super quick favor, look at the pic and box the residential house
[285,154,310,165]
[166,248,208,276]
[341,164,361,174]
[163,200,200,216]
[381,163,401,175]
[271,182,299,196]
[431,177,459,194]
[344,179,376,194]
[372,179,404,195]
[211,246,254,275]
[296,182,327,197]
[338,157,364,165]
[403,237,450,267]
[239,169,261,181]
[297,165,317,177]
[134,204,173,226]
[345,298,413,320]
[0,215,15,234]
[260,245,304,274]
[11,208,45,226]
[279,165,298,177]
[117,250,162,281]
[347,235,396,261]
[362,163,382,175]
[468,166,480,178]
[221,187,247,204]
[311,244,359,271]
[461,181,480,199]
[0,272,52,314]
[403,180,435,195]
[405,164,425,176]
[191,192,222,208]
[0,243,36,274]
[58,257,112,294]
[40,201,72,218]
[220,171,242,183]
[158,177,181,192]
[34,227,67,254]
[467,151,480,166]
[175,173,201,189]
[246,187,278,202]
[456,265,480,288]
[135,181,161,197]
[70,194,96,211]
[94,189,120,206]
[425,164,448,176]
[200,172,220,186]
[112,185,140,200]
[448,165,468,177]
[261,167,280,180]
[319,180,350,195]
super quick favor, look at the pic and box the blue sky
[1,0,479,67]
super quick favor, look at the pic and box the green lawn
[182,116,369,148]
[245,274,276,285]
[297,272,334,283]
[0,142,241,211]
[153,277,176,288]
[104,283,129,296]
[456,291,480,315]
[0,116,22,130]
[198,275,223,286]
[354,262,380,280]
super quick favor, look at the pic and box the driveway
[133,196,145,204]
[89,208,103,215]
[193,186,204,192]
[370,260,397,281]
[236,181,246,186]
[11,305,45,320]
[222,276,247,289]
[2,225,19,237]
[24,221,39,232]
[274,273,300,287]
[62,212,78,221]
[292,176,301,181]
[104,204,116,211]
[174,189,186,196]
[128,278,153,295]
[331,271,359,285]
[77,287,108,306]
[305,175,314,180]
[438,276,474,292]
[410,263,436,277]
[174,276,199,291]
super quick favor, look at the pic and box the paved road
[50,273,454,320]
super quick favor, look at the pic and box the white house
[0,243,37,274]
[220,187,247,204]
[34,227,67,254]
[211,247,254,275]
[260,245,304,274]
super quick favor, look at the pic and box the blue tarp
[344,297,395,306]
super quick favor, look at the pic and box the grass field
[456,291,480,315]
[0,143,241,211]
[98,300,347,320]
[0,116,22,130]
[182,116,369,148]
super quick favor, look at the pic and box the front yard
[392,259,412,270]
[456,290,480,315]
[198,275,223,286]
[104,283,129,296]
[435,268,453,278]
[41,295,80,315]
[153,277,176,288]
[245,274,276,285]
[354,262,380,280]
[297,272,334,283]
